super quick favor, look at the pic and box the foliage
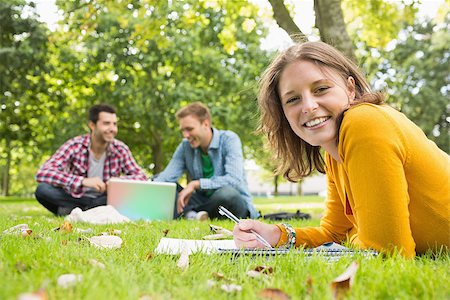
[342,0,418,48]
[1,201,449,299]
[0,0,52,195]
[51,0,270,175]
[374,15,450,152]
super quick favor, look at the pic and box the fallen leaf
[162,229,169,237]
[88,235,123,249]
[17,288,48,300]
[21,229,33,237]
[331,261,359,300]
[88,259,105,269]
[177,247,189,270]
[145,252,155,261]
[3,224,29,235]
[254,265,274,274]
[212,272,225,280]
[15,262,29,273]
[220,284,242,293]
[259,288,291,300]
[306,276,313,295]
[57,274,83,288]
[209,224,233,235]
[60,240,68,246]
[59,221,73,233]
[247,270,264,278]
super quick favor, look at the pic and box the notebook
[107,178,176,221]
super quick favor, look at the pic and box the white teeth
[304,117,329,127]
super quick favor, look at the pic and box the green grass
[1,198,449,300]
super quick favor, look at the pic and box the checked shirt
[36,134,147,198]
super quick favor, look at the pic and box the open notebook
[107,178,176,221]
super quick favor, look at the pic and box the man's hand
[82,177,106,193]
[177,180,200,214]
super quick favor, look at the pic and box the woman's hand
[233,220,282,248]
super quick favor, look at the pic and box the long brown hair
[258,41,383,182]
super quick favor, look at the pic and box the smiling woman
[232,41,450,258]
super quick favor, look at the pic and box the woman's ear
[346,76,356,101]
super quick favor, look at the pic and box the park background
[1,0,449,198]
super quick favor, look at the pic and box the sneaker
[196,211,209,221]
[184,211,197,220]
[184,210,209,221]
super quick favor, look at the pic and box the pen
[218,205,273,249]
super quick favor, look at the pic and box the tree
[51,0,270,175]
[0,0,50,195]
[375,15,450,152]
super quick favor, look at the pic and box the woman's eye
[315,86,329,93]
[286,97,300,104]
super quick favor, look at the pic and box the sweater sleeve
[339,105,416,257]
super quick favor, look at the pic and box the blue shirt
[155,128,258,218]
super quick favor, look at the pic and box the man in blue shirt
[154,102,258,220]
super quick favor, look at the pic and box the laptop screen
[107,178,176,221]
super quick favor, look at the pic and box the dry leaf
[88,259,105,269]
[177,248,189,270]
[17,288,48,300]
[209,224,233,235]
[3,224,29,235]
[220,284,242,293]
[247,270,264,278]
[21,229,33,237]
[254,265,274,274]
[331,261,359,300]
[15,262,29,273]
[60,240,68,246]
[88,235,123,249]
[162,229,169,237]
[306,276,313,295]
[212,272,225,280]
[259,288,291,300]
[145,252,155,261]
[57,274,83,288]
[59,221,73,233]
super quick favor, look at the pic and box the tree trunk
[314,0,356,61]
[2,137,11,196]
[268,0,307,42]
[273,174,279,196]
[297,180,303,196]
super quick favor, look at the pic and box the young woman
[233,41,449,258]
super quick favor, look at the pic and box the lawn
[0,196,449,300]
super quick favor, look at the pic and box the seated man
[154,102,258,220]
[35,104,147,216]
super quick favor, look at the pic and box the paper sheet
[155,237,237,255]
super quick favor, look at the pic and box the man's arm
[153,142,186,182]
[35,140,85,194]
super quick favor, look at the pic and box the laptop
[107,178,176,221]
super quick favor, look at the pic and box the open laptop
[107,178,176,221]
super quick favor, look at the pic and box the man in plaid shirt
[35,104,147,216]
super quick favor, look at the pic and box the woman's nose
[301,97,319,114]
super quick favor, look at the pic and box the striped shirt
[36,134,147,198]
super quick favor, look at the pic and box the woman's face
[278,60,355,151]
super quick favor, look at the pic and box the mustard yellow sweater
[277,103,450,257]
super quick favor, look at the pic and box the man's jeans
[174,184,249,219]
[35,183,106,215]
